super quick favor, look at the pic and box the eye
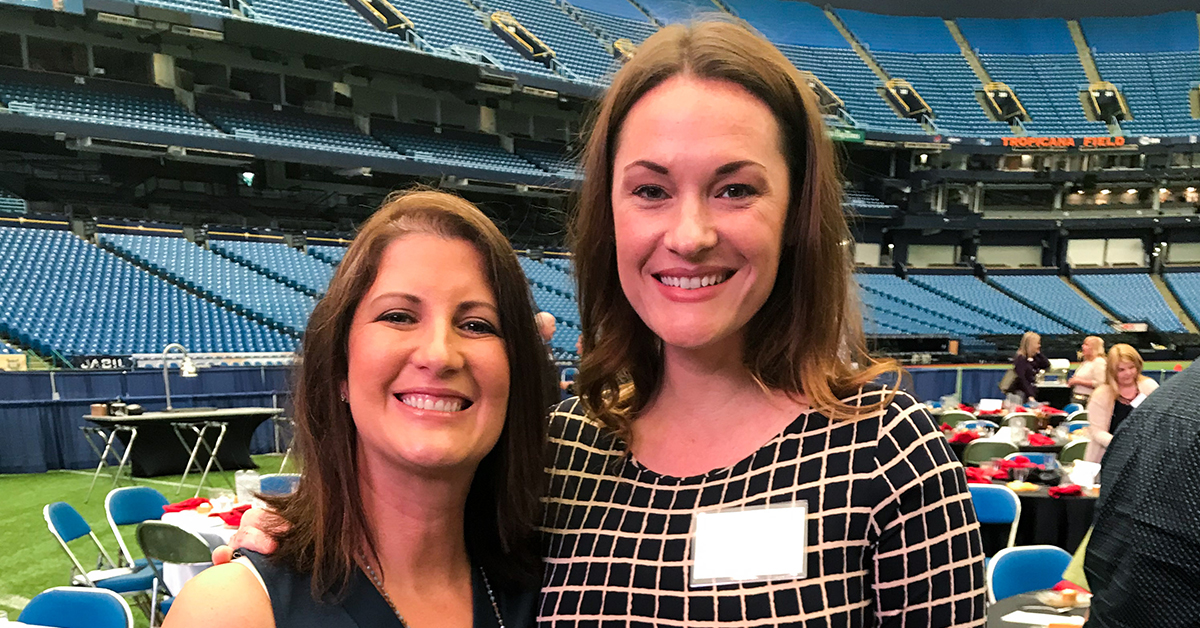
[461,319,500,336]
[632,184,669,201]
[378,310,416,325]
[717,183,758,199]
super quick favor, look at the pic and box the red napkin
[1054,579,1091,594]
[1028,433,1056,447]
[1000,456,1042,471]
[977,408,1004,416]
[949,431,981,444]
[210,503,252,527]
[941,423,954,432]
[1048,484,1083,498]
[163,497,211,513]
[1040,407,1067,415]
[964,467,994,484]
[958,403,976,413]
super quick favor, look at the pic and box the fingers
[212,545,233,565]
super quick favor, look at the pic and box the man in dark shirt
[1084,363,1200,627]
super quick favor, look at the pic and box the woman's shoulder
[547,396,623,453]
[161,562,273,628]
[833,385,939,443]
[1140,377,1160,393]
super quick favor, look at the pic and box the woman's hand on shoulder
[211,507,286,565]
[161,562,273,628]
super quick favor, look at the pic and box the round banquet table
[976,483,1097,555]
[987,591,1088,627]
[158,510,236,595]
[948,438,1067,464]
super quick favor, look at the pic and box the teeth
[658,273,728,290]
[400,394,464,412]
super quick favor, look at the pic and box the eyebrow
[370,292,499,316]
[622,159,763,176]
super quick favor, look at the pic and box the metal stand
[172,421,232,497]
[81,425,138,503]
[271,416,295,472]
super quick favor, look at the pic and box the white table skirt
[158,511,237,595]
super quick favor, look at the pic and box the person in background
[1067,336,1106,406]
[1006,331,1050,404]
[1084,362,1200,627]
[166,190,545,628]
[535,311,556,345]
[535,311,562,403]
[1084,344,1159,464]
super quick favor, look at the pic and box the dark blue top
[240,550,537,627]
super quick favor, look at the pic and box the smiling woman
[162,189,547,628]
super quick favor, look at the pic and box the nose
[410,318,465,376]
[663,193,718,259]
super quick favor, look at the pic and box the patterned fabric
[537,388,986,627]
[1085,363,1200,628]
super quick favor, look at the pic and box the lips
[396,393,473,413]
[653,270,733,290]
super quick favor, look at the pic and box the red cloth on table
[210,503,252,527]
[977,408,1005,416]
[949,431,981,444]
[1000,456,1042,470]
[964,467,995,484]
[958,403,975,413]
[1054,579,1091,594]
[1048,484,1083,498]
[1040,407,1067,415]
[1028,433,1056,447]
[941,423,954,432]
[163,497,210,513]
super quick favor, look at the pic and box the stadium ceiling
[817,0,1200,18]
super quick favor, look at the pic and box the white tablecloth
[157,510,237,595]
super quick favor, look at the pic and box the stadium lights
[1188,187,1197,193]
[1160,188,1170,193]
[1126,188,1138,195]
[1100,189,1111,195]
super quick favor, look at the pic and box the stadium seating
[636,0,723,23]
[956,18,1108,137]
[858,285,989,337]
[484,0,620,83]
[372,121,548,176]
[249,0,419,52]
[208,240,335,296]
[0,69,223,138]
[1072,273,1186,333]
[835,9,1011,137]
[565,0,659,45]
[0,227,294,357]
[0,339,21,354]
[131,0,231,18]
[857,273,1025,335]
[0,187,26,214]
[1162,272,1200,330]
[307,244,348,266]
[988,274,1111,334]
[514,140,582,179]
[1080,12,1200,136]
[518,255,580,358]
[844,190,897,212]
[100,233,317,334]
[907,273,1074,335]
[197,99,398,159]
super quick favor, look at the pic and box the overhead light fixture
[1126,188,1138,195]
[1160,188,1169,194]
[1100,189,1111,195]
[1188,186,1197,193]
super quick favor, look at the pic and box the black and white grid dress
[537,388,986,627]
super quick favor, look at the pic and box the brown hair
[1105,343,1145,387]
[1017,331,1041,358]
[570,21,898,443]
[266,189,548,599]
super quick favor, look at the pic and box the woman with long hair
[167,190,546,627]
[1005,331,1050,404]
[1085,343,1159,463]
[1068,336,1106,405]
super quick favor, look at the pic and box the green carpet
[0,454,296,626]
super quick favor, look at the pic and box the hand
[210,507,285,565]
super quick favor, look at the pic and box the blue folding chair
[43,502,155,595]
[19,587,133,628]
[960,420,999,431]
[259,473,301,496]
[1065,410,1088,424]
[1063,403,1083,414]
[105,487,169,569]
[1004,452,1057,466]
[987,545,1073,602]
[968,484,1021,552]
[1065,420,1089,433]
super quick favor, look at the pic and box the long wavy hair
[569,21,899,444]
[265,189,548,599]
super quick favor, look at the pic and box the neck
[357,451,473,588]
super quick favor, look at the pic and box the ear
[339,381,349,402]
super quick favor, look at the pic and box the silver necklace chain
[359,556,505,628]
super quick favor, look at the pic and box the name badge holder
[689,501,809,588]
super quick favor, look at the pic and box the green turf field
[0,454,296,626]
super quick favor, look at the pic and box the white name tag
[1129,393,1147,409]
[689,503,809,588]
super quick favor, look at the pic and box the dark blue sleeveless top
[240,550,537,627]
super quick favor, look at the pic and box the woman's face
[345,234,510,476]
[610,75,790,352]
[1081,341,1094,361]
[1030,336,1041,354]
[1115,360,1139,387]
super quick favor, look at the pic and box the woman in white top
[1068,336,1107,405]
[1085,343,1159,463]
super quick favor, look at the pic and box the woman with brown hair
[166,190,545,627]
[540,19,985,626]
[1085,343,1159,463]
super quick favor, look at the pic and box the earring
[339,393,347,402]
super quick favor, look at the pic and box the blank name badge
[689,502,809,588]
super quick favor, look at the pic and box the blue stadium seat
[988,274,1111,333]
[907,273,1073,334]
[307,244,349,266]
[372,120,548,177]
[209,240,335,296]
[1163,272,1200,329]
[1072,273,1186,333]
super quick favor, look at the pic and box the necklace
[359,556,505,628]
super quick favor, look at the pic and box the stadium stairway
[1151,274,1200,333]
[208,240,335,298]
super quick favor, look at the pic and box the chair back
[1065,410,1088,423]
[939,410,975,428]
[259,473,301,496]
[1002,412,1038,427]
[968,484,1021,551]
[1063,403,1083,414]
[1059,440,1089,465]
[961,440,1018,466]
[136,521,214,566]
[1065,420,1089,433]
[19,586,133,628]
[106,487,169,566]
[987,545,1072,602]
[1005,452,1056,466]
[44,502,117,582]
[960,420,999,431]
